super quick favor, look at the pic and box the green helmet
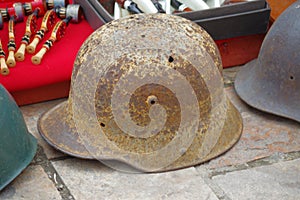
[0,84,37,190]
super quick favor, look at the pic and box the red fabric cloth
[0,2,94,92]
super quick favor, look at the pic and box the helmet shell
[39,14,242,172]
[235,1,300,123]
[0,85,37,190]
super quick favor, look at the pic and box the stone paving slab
[52,159,218,200]
[20,99,67,160]
[0,165,61,200]
[205,87,300,169]
[212,158,300,200]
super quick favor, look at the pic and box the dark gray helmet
[235,1,300,123]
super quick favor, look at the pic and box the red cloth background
[0,1,265,95]
[0,1,94,92]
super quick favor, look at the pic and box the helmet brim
[38,100,93,159]
[235,59,300,123]
[164,96,243,171]
[38,96,242,172]
[0,131,37,190]
[198,97,243,165]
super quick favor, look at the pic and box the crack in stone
[194,151,300,200]
[32,145,76,200]
[208,151,300,177]
[196,167,232,200]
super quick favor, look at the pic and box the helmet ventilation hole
[147,95,158,105]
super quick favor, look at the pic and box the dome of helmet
[38,13,242,172]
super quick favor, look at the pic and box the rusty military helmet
[38,14,242,172]
[0,84,37,190]
[235,1,300,123]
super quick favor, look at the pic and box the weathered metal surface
[235,1,300,123]
[38,101,92,158]
[0,84,37,190]
[38,14,242,172]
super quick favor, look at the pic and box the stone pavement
[1,67,300,200]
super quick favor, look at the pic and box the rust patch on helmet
[94,54,211,154]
